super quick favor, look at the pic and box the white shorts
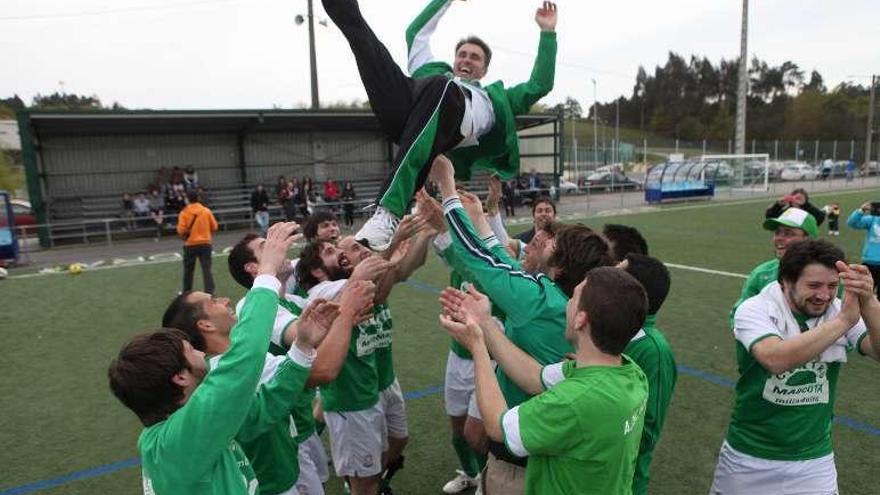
[444,351,475,417]
[710,441,838,494]
[295,432,329,494]
[381,378,409,439]
[325,402,387,478]
[467,393,481,420]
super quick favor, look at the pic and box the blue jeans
[254,210,269,236]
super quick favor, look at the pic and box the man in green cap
[730,207,819,324]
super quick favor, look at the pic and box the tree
[0,149,24,193]
[804,70,826,93]
[552,96,582,119]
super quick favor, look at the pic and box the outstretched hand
[535,1,557,31]
[296,298,337,349]
[259,221,300,279]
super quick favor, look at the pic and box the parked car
[780,163,819,181]
[0,199,36,232]
[558,178,579,193]
[586,172,642,191]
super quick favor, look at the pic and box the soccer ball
[68,263,86,275]
[0,266,7,280]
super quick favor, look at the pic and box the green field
[2,190,880,494]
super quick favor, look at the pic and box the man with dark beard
[712,240,880,494]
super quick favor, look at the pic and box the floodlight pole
[592,79,599,168]
[865,75,876,168]
[734,0,749,155]
[307,0,320,109]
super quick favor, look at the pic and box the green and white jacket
[405,0,557,180]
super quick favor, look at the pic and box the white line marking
[665,263,747,279]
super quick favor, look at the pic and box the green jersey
[439,198,573,407]
[234,294,316,444]
[208,351,312,495]
[308,280,392,411]
[502,359,648,495]
[374,303,396,391]
[138,276,284,495]
[728,282,868,460]
[622,315,677,495]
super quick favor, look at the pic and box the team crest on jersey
[762,361,829,406]
[355,305,393,357]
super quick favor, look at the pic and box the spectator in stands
[171,165,184,182]
[121,192,135,230]
[281,181,298,221]
[149,190,165,240]
[250,184,270,237]
[766,188,826,226]
[133,192,152,219]
[275,175,288,201]
[527,168,542,190]
[166,189,186,214]
[514,196,556,244]
[151,167,169,197]
[184,166,199,191]
[324,179,340,206]
[176,190,218,294]
[502,179,517,217]
[299,177,314,218]
[341,181,357,228]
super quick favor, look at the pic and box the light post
[592,79,598,170]
[295,0,322,109]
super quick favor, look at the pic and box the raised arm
[406,0,454,75]
[505,2,558,114]
[847,203,875,229]
[440,286,544,395]
[160,222,302,475]
[431,156,546,324]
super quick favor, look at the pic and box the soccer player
[296,228,433,495]
[108,221,321,495]
[730,207,818,325]
[428,154,613,492]
[513,197,557,245]
[228,230,388,494]
[618,254,677,495]
[602,223,649,263]
[712,240,880,493]
[438,267,650,494]
[161,281,372,495]
[321,0,558,251]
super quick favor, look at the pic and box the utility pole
[615,98,620,164]
[865,75,877,168]
[307,0,320,109]
[592,79,599,169]
[734,0,749,155]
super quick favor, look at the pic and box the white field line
[665,263,748,279]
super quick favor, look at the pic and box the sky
[2,0,878,110]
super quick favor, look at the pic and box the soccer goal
[697,153,771,192]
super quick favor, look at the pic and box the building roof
[20,109,558,138]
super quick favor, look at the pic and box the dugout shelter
[17,109,561,246]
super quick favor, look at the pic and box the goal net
[697,153,770,192]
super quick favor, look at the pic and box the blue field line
[0,384,446,495]
[0,457,141,495]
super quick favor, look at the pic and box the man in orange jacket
[177,190,219,294]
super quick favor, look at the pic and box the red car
[0,199,36,233]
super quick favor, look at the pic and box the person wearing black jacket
[250,184,271,236]
[764,188,826,226]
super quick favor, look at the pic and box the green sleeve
[157,283,279,477]
[236,356,312,443]
[504,31,557,114]
[406,0,453,75]
[441,198,545,326]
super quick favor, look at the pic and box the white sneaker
[355,206,399,251]
[442,470,477,494]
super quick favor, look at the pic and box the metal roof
[20,109,559,138]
